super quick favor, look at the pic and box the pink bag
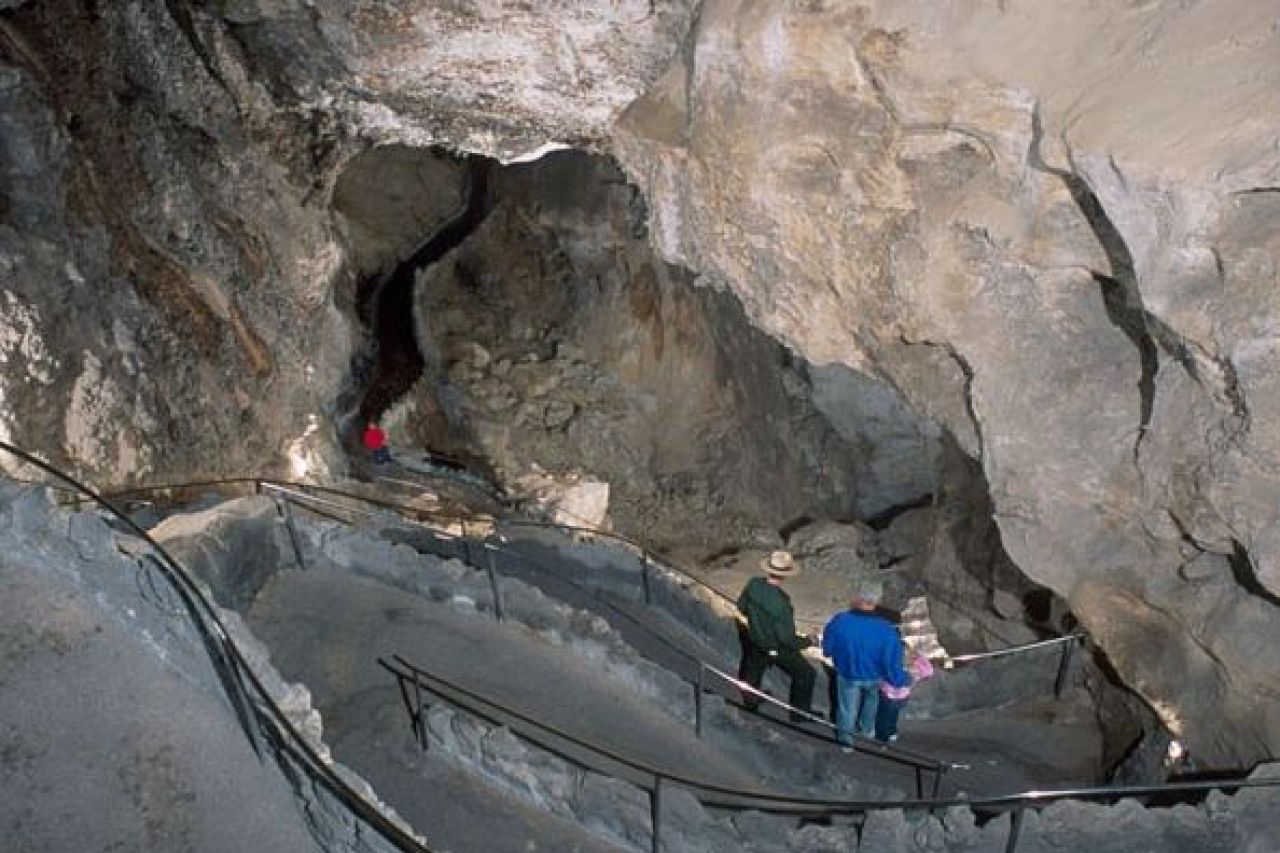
[910,656,935,680]
[881,656,935,700]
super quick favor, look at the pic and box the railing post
[931,764,947,799]
[695,665,705,737]
[1005,806,1025,853]
[276,498,307,571]
[640,553,652,605]
[650,775,664,853]
[1053,637,1077,699]
[393,669,428,752]
[915,766,924,799]
[484,544,504,623]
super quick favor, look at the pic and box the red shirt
[362,425,386,450]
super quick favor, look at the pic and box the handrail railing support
[1053,637,1078,699]
[1005,805,1025,853]
[392,668,429,751]
[483,544,505,623]
[651,775,665,853]
[276,498,308,571]
[695,665,706,737]
[640,553,652,605]
[931,764,947,799]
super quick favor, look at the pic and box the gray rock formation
[2,0,1278,770]
[0,1,351,483]
[0,482,408,853]
[612,1,1280,767]
[401,151,923,549]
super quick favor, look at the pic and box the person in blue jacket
[822,578,909,747]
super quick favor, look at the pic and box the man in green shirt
[736,550,817,721]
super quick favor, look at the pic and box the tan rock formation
[613,0,1280,766]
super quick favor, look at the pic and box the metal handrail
[946,632,1087,701]
[49,473,1023,777]
[62,472,1071,664]
[381,654,1280,853]
[11,463,1279,851]
[265,485,953,779]
[498,517,741,612]
[384,655,922,813]
[39,473,1077,765]
[696,662,951,774]
[947,632,1086,664]
[0,443,437,853]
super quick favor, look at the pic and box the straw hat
[763,550,800,578]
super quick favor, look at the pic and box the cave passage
[355,156,493,424]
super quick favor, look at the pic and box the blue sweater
[822,610,910,687]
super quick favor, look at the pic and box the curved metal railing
[258,482,953,783]
[381,654,1279,853]
[37,470,1083,765]
[43,471,1080,773]
[8,456,1278,852]
[0,443,437,853]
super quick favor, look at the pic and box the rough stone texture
[211,0,693,160]
[0,1,351,485]
[332,145,465,279]
[401,152,930,549]
[0,482,405,853]
[612,0,1280,767]
[3,0,1279,771]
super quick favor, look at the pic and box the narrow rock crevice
[1229,541,1280,609]
[1028,106,1158,458]
[354,156,493,424]
[1144,311,1250,431]
[1093,271,1159,443]
[162,0,231,97]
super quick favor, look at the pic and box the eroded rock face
[613,0,1280,766]
[402,152,932,548]
[4,0,1279,768]
[210,0,693,159]
[0,1,351,483]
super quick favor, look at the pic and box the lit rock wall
[613,0,1280,766]
[3,0,1279,767]
[0,0,692,484]
[0,1,352,484]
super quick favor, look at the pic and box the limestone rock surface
[613,0,1280,767]
[3,0,1280,770]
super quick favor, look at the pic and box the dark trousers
[875,696,905,741]
[738,639,816,718]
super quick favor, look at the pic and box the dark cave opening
[329,143,1090,671]
[349,152,495,429]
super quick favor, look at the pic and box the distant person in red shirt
[363,421,390,465]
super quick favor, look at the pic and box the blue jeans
[835,677,880,744]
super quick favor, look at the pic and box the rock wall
[612,0,1280,767]
[0,481,408,853]
[3,0,1279,767]
[401,151,937,548]
[0,0,354,484]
